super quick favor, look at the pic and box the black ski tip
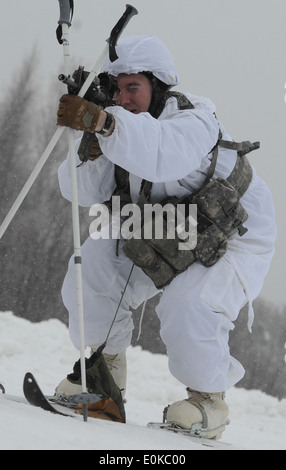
[23,372,53,410]
[23,372,41,404]
[23,372,36,392]
[23,372,74,417]
[24,372,34,382]
[0,383,5,394]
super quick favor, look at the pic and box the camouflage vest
[113,92,260,288]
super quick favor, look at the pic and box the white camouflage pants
[62,233,250,393]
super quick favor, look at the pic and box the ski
[23,372,76,417]
[2,377,239,448]
[147,422,239,450]
[23,373,103,421]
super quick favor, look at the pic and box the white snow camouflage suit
[58,35,276,393]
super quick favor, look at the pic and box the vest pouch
[123,213,196,289]
[194,223,228,267]
[122,238,177,289]
[147,218,196,271]
[192,178,249,237]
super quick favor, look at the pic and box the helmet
[101,35,180,87]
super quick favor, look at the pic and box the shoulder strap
[203,130,223,186]
[218,139,260,156]
[165,91,195,110]
[203,137,260,197]
[219,139,259,197]
[107,165,132,210]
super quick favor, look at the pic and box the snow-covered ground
[0,311,285,451]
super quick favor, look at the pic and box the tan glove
[57,94,102,132]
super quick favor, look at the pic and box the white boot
[55,377,82,397]
[165,388,229,440]
[55,349,127,398]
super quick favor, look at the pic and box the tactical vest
[110,92,259,288]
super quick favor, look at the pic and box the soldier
[56,35,276,438]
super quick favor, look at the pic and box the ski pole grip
[108,4,138,62]
[58,0,73,26]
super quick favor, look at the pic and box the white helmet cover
[101,35,180,87]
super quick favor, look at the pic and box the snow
[0,311,285,451]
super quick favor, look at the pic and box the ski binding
[23,372,102,421]
[147,421,238,449]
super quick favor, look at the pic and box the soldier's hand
[57,94,103,132]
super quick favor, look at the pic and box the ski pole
[57,1,138,401]
[0,4,138,241]
[58,0,88,395]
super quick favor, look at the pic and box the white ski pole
[58,0,87,394]
[59,3,139,402]
[57,1,138,400]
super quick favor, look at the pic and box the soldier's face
[114,73,152,114]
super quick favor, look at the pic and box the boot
[55,349,127,399]
[91,349,127,399]
[165,388,229,440]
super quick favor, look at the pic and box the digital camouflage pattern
[123,153,254,289]
[194,222,228,267]
[192,177,249,238]
[123,237,177,289]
